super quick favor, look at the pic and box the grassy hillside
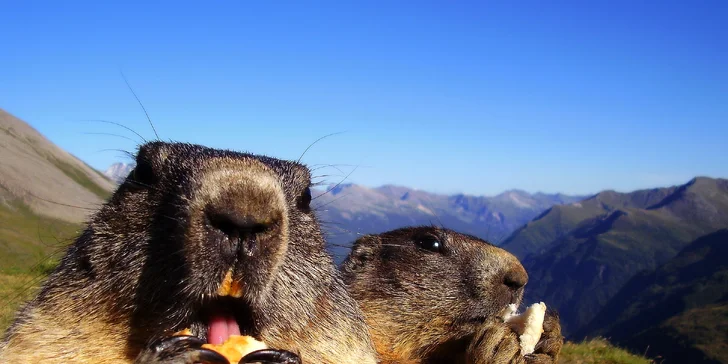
[46,154,111,200]
[0,273,41,332]
[0,201,80,271]
[621,304,728,364]
[0,200,81,331]
[559,338,654,364]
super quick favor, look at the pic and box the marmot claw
[135,335,229,364]
[239,348,301,364]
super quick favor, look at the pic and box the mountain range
[291,184,582,263]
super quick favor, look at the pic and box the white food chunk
[502,302,547,355]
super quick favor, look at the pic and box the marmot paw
[239,348,301,364]
[466,321,524,364]
[135,335,229,364]
[527,309,563,363]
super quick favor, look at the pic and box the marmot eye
[297,187,312,210]
[415,236,443,253]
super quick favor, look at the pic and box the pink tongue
[208,315,240,345]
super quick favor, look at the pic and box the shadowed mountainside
[578,229,728,363]
[508,177,728,336]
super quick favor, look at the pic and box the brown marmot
[340,226,563,364]
[1,141,378,364]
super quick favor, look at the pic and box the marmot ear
[344,235,381,272]
[136,141,170,165]
[129,141,170,186]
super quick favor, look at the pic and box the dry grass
[0,273,45,331]
[559,338,655,364]
[0,200,79,332]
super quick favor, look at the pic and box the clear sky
[1,1,726,196]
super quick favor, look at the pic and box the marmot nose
[201,170,286,259]
[503,264,529,290]
[206,208,273,256]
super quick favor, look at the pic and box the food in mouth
[502,302,547,355]
[217,270,244,298]
[203,335,269,364]
[173,329,268,364]
[168,271,268,363]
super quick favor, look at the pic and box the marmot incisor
[1,141,378,364]
[341,226,563,364]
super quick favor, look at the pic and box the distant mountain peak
[104,162,135,184]
[502,190,535,208]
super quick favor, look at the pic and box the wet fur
[1,141,377,363]
[341,226,563,363]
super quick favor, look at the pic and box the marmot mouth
[194,297,256,345]
[207,314,241,345]
[466,302,522,324]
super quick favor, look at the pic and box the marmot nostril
[503,266,528,290]
[205,207,275,257]
[206,210,271,239]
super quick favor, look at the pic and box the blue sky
[1,1,726,196]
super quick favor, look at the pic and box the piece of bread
[502,302,547,355]
[217,269,244,298]
[202,335,269,364]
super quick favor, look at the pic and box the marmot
[1,141,378,364]
[340,226,563,364]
